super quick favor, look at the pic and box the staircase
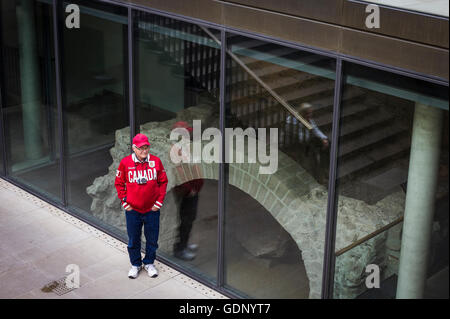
[67,90,127,136]
[139,16,414,202]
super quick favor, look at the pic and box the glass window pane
[135,12,221,283]
[1,0,61,201]
[0,138,3,176]
[63,1,129,234]
[0,116,4,176]
[333,63,449,299]
[225,34,336,298]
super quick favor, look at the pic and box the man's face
[133,144,150,161]
[296,106,313,121]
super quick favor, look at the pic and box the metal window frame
[128,7,136,140]
[52,0,67,206]
[217,28,227,290]
[0,1,6,176]
[321,59,343,299]
[0,0,448,301]
[0,0,66,203]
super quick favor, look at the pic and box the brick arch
[168,153,325,299]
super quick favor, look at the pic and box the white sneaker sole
[145,266,158,278]
[128,267,141,279]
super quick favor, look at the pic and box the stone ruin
[86,103,405,299]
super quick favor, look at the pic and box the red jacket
[115,153,168,213]
[174,179,204,197]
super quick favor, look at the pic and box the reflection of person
[115,133,168,279]
[171,121,204,261]
[173,179,204,261]
[285,102,329,183]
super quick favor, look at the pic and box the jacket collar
[132,153,150,163]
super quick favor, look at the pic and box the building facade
[0,0,448,298]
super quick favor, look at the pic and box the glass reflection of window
[333,63,448,299]
[135,12,221,285]
[1,0,61,201]
[225,34,336,298]
[63,2,129,226]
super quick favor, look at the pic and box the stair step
[367,135,410,162]
[339,124,407,157]
[304,87,365,114]
[245,91,359,129]
[232,88,368,130]
[253,64,290,78]
[229,67,321,98]
[323,110,394,137]
[338,155,374,179]
[229,78,332,106]
[229,78,365,130]
[315,102,374,127]
[237,51,328,77]
[363,167,408,191]
[229,69,313,93]
[267,73,317,92]
[281,80,334,103]
[338,135,410,179]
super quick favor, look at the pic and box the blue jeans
[125,209,160,267]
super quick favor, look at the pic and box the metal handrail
[200,27,313,130]
[335,216,404,257]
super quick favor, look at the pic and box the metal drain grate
[41,277,76,296]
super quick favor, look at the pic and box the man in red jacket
[115,133,168,279]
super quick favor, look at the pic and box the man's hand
[126,206,133,211]
[151,205,159,211]
[188,190,198,197]
[322,138,329,149]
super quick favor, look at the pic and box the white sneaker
[174,248,196,261]
[187,244,199,252]
[144,264,158,278]
[128,265,141,279]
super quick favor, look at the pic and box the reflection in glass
[333,63,449,299]
[135,12,220,283]
[62,2,128,221]
[225,34,336,298]
[0,139,3,176]
[1,0,61,200]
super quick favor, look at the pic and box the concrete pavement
[0,177,227,299]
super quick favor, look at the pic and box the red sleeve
[153,158,168,210]
[114,160,131,210]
